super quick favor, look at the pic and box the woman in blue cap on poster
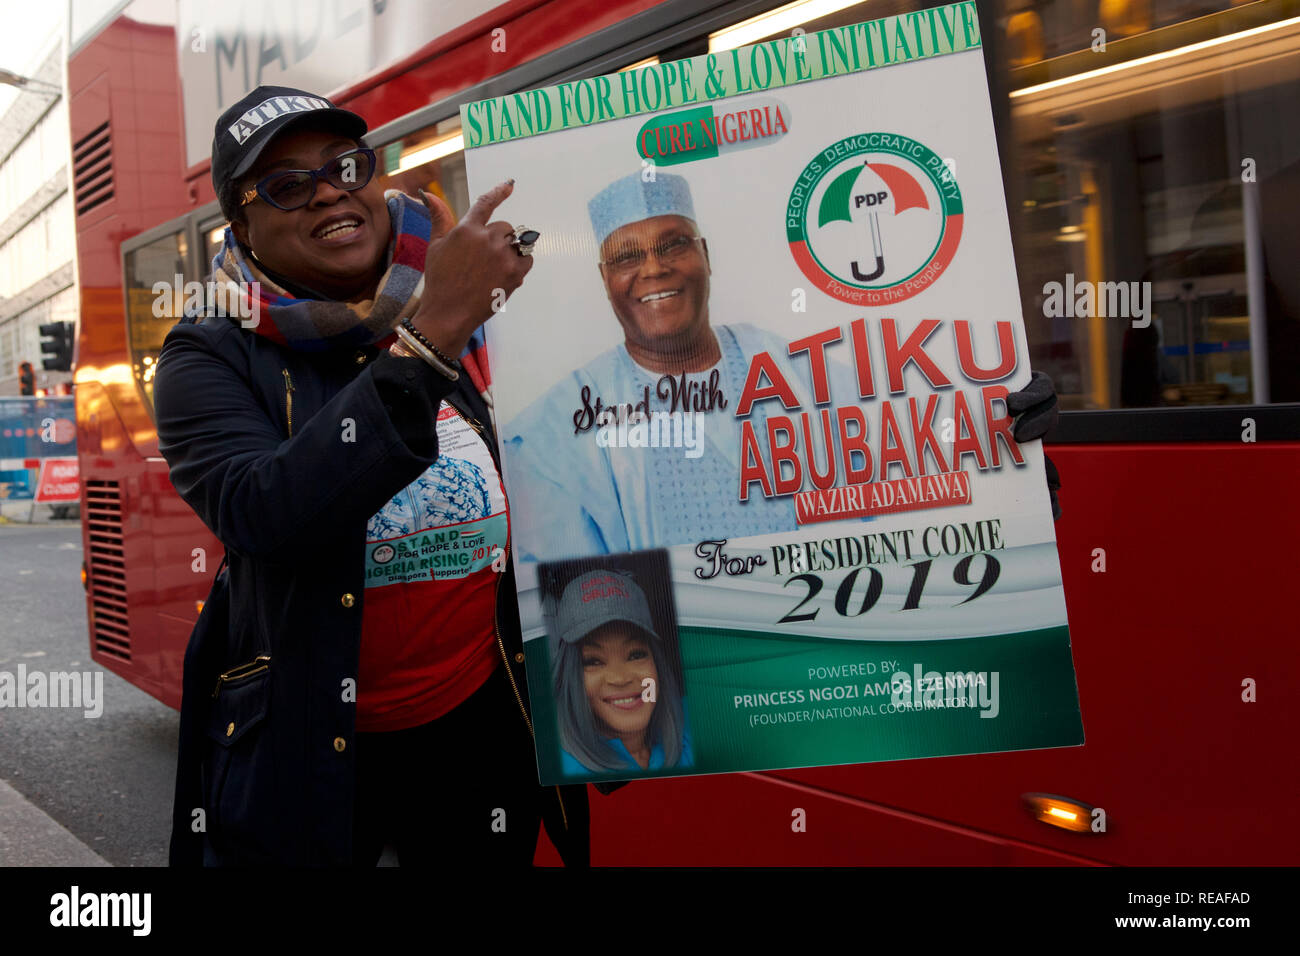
[549,568,693,774]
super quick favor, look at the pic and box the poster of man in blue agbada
[461,1,1084,785]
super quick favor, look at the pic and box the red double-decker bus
[70,0,1299,865]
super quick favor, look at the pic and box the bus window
[200,218,227,277]
[1000,0,1300,409]
[376,116,469,217]
[123,229,188,412]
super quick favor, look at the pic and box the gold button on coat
[333,737,347,752]
[514,653,525,663]
[226,722,235,737]
[354,351,367,365]
[341,593,355,608]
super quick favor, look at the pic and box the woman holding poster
[154,86,595,867]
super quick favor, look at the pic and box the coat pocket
[203,661,273,858]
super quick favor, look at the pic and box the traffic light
[39,321,73,372]
[18,360,35,395]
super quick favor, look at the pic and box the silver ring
[510,225,539,257]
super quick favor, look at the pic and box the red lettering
[951,391,989,471]
[722,112,738,143]
[787,326,842,404]
[878,402,914,479]
[772,105,789,134]
[751,108,766,137]
[849,318,876,399]
[981,385,1024,467]
[801,409,836,490]
[882,318,951,394]
[908,394,949,474]
[668,124,684,153]
[581,580,629,602]
[837,406,873,484]
[739,419,773,501]
[955,319,1017,381]
[735,351,800,416]
[700,116,718,146]
[767,416,802,495]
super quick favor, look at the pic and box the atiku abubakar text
[736,317,1025,506]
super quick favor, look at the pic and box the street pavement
[0,778,109,865]
[0,520,176,866]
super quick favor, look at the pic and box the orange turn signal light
[1021,792,1097,834]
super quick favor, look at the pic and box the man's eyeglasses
[599,234,704,275]
[240,147,377,211]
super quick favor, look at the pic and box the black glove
[1007,371,1062,519]
[1007,370,1059,441]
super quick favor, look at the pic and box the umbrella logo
[786,132,964,306]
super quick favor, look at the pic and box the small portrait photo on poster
[539,549,693,778]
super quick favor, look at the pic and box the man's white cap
[588,171,696,245]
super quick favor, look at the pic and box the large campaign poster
[462,1,1084,785]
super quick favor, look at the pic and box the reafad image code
[462,0,1084,785]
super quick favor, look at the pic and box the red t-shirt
[356,401,508,732]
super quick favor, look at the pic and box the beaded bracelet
[401,318,462,371]
[395,324,459,381]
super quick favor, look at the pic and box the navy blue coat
[154,311,596,865]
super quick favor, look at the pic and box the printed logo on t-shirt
[364,403,508,586]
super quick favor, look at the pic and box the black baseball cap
[211,85,368,219]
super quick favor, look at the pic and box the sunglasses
[240,147,377,211]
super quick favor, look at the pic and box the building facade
[0,31,74,397]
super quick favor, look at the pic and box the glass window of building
[0,323,14,378]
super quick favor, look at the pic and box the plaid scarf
[211,189,493,404]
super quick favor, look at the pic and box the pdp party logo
[786,132,963,305]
